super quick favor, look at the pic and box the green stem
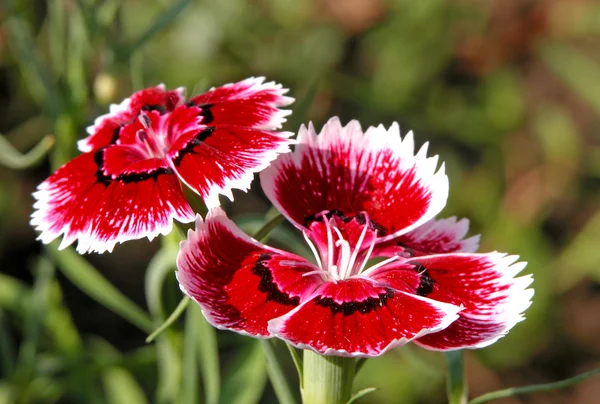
[253,213,284,241]
[145,297,190,343]
[301,350,356,404]
[261,340,297,404]
[445,351,467,404]
[469,367,600,404]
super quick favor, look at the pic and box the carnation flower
[31,77,294,253]
[176,118,533,356]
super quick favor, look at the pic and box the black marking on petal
[93,148,174,186]
[197,103,214,124]
[172,127,216,166]
[141,104,166,114]
[116,167,174,184]
[251,253,300,306]
[94,150,111,187]
[413,263,435,297]
[110,125,123,145]
[314,288,395,316]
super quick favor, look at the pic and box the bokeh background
[1,0,600,403]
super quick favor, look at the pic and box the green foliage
[2,0,600,403]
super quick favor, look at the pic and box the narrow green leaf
[285,343,303,383]
[260,340,297,404]
[47,0,66,75]
[445,351,467,404]
[144,245,179,322]
[469,367,600,404]
[126,0,193,55]
[220,341,267,404]
[103,366,148,404]
[4,18,63,118]
[146,297,189,343]
[0,134,54,170]
[194,305,220,404]
[0,274,27,310]
[181,304,200,404]
[346,387,377,404]
[48,245,154,333]
[17,258,55,379]
[253,213,285,241]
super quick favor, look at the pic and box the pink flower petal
[169,126,293,209]
[176,208,321,337]
[30,149,194,253]
[261,117,448,238]
[375,216,480,257]
[189,77,293,129]
[371,253,533,350]
[79,85,185,152]
[268,277,460,357]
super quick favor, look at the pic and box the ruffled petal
[268,277,460,357]
[260,117,448,238]
[189,76,294,129]
[79,85,185,152]
[176,208,321,337]
[169,125,293,209]
[375,216,480,257]
[370,253,533,350]
[30,148,194,253]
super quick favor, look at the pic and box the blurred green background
[1,0,600,403]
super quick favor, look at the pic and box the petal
[189,77,294,129]
[169,126,293,209]
[260,117,448,238]
[176,208,321,337]
[30,149,194,253]
[268,277,460,357]
[372,253,533,350]
[79,85,185,152]
[376,216,480,257]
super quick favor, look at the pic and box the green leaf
[0,134,54,170]
[347,387,377,404]
[125,0,193,56]
[193,305,220,404]
[146,297,189,343]
[220,341,267,404]
[260,340,297,404]
[103,366,148,404]
[48,245,154,333]
[469,367,600,404]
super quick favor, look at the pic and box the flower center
[136,112,169,159]
[302,211,398,282]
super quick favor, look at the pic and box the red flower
[31,78,294,253]
[177,118,533,357]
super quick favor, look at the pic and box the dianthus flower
[176,118,533,356]
[31,77,293,253]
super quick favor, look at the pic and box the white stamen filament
[354,235,377,276]
[360,255,401,277]
[345,221,370,278]
[323,217,334,273]
[302,230,322,270]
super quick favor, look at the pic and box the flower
[176,117,533,357]
[31,77,294,253]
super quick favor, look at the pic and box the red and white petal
[378,252,533,350]
[260,117,448,238]
[382,216,480,256]
[169,126,293,209]
[268,278,460,357]
[189,77,294,129]
[79,85,185,152]
[30,149,194,253]
[176,208,321,337]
